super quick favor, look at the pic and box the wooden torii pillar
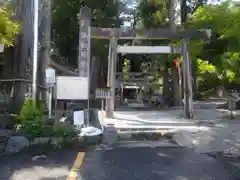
[78,6,210,119]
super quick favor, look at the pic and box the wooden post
[106,38,112,117]
[182,39,193,118]
[170,0,182,107]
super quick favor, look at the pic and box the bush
[16,99,79,140]
[16,99,45,140]
[53,123,80,139]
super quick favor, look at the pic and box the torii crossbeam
[91,27,210,40]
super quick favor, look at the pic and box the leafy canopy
[52,0,123,66]
[0,7,19,46]
[189,1,240,84]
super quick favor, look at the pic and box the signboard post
[45,67,56,118]
[95,88,111,129]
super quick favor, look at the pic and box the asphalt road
[0,142,240,180]
[0,146,80,180]
[80,144,240,180]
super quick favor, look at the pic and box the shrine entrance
[78,7,210,120]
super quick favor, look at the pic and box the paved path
[99,110,211,132]
[1,142,240,180]
[173,120,240,154]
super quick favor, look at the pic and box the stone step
[102,124,176,146]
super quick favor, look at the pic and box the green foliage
[197,58,216,75]
[123,58,131,81]
[53,123,79,139]
[135,0,208,91]
[188,2,240,86]
[52,0,123,66]
[16,99,44,139]
[138,0,170,28]
[0,7,20,46]
[16,99,79,140]
[18,99,44,122]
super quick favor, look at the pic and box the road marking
[67,152,85,180]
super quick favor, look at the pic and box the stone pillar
[106,33,118,118]
[78,7,92,125]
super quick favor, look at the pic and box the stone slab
[173,122,240,154]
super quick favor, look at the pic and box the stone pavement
[99,107,240,156]
[99,109,212,132]
[173,120,240,155]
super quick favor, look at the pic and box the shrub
[53,123,80,139]
[16,99,80,140]
[16,99,45,140]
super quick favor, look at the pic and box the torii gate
[78,7,210,120]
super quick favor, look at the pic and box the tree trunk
[3,47,15,80]
[13,0,34,112]
[38,0,52,101]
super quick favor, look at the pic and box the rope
[0,79,47,89]
[0,79,31,82]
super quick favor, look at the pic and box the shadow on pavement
[79,146,240,180]
[0,144,83,180]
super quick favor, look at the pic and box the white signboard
[95,88,111,99]
[73,110,85,126]
[45,67,56,87]
[56,76,89,99]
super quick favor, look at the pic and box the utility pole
[32,0,39,104]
